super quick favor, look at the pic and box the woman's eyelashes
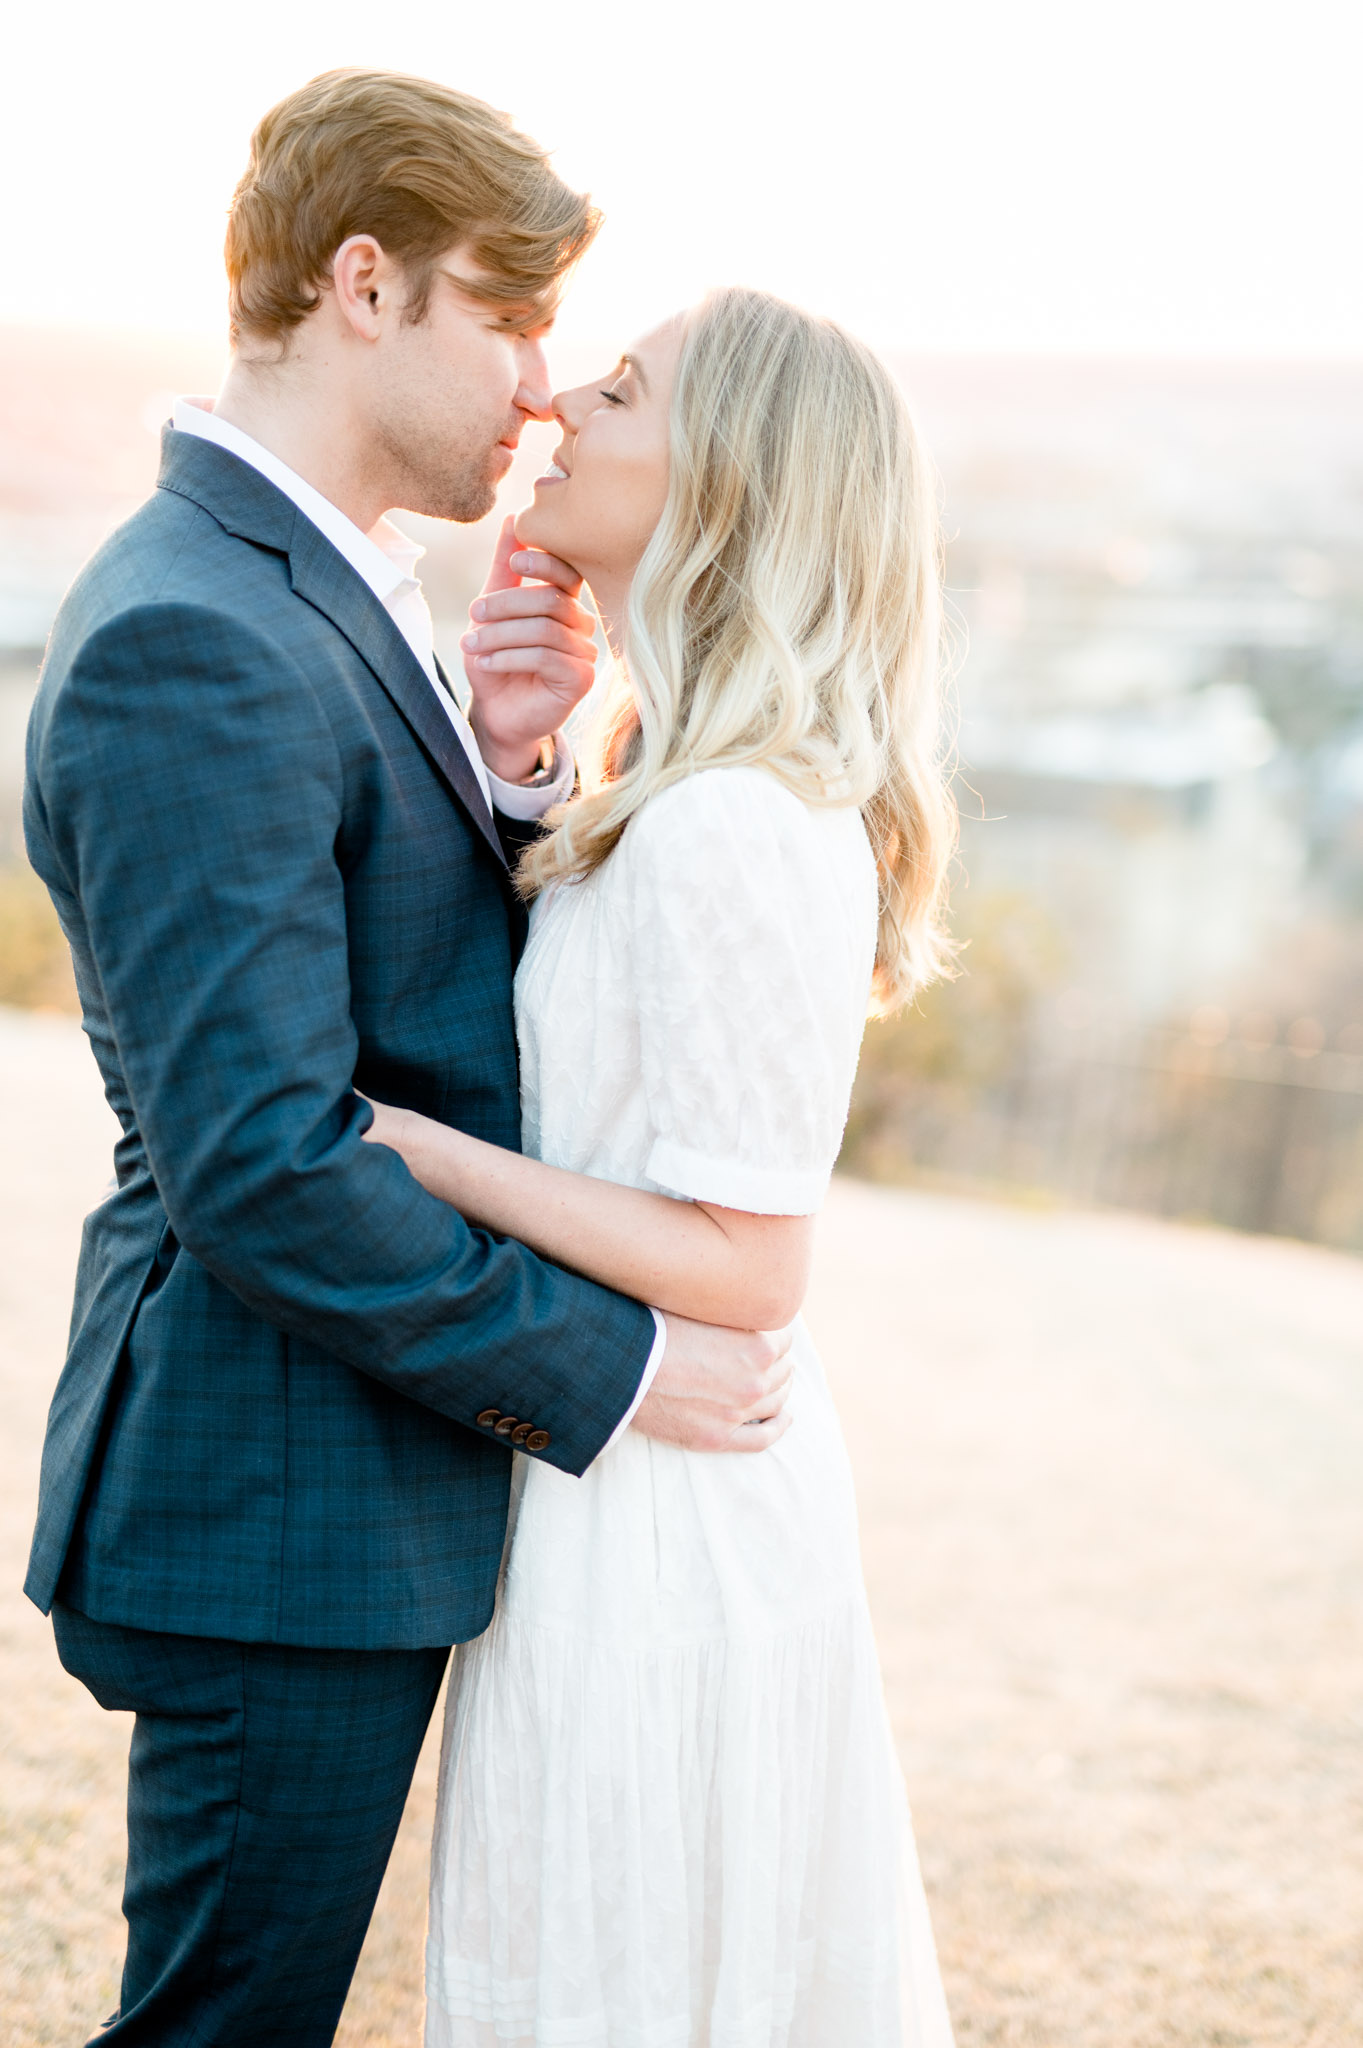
[598,386,625,406]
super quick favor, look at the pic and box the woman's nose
[553,382,594,432]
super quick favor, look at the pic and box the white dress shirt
[171,398,574,821]
[170,398,664,1444]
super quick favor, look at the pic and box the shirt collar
[170,398,424,603]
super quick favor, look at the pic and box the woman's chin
[512,501,560,554]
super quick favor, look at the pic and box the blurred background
[2,5,1362,2044]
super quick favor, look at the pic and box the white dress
[426,766,954,2048]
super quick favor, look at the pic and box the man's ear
[332,235,392,342]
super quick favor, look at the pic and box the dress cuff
[486,735,575,821]
[646,1137,828,1216]
[599,1307,667,1454]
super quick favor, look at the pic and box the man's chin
[442,478,499,525]
[399,489,498,526]
[404,460,502,526]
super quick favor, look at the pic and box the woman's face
[514,316,684,591]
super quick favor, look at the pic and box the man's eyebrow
[435,268,555,326]
[620,352,650,395]
[498,299,556,329]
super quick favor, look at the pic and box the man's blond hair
[225,68,599,345]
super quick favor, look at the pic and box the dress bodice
[514,765,878,1215]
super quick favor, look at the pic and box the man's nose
[514,338,554,422]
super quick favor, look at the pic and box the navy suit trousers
[53,1604,449,2046]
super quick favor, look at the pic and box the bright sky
[6,0,1360,356]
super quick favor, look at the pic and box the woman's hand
[358,1096,422,1164]
[358,1097,478,1206]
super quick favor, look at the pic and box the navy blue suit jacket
[23,429,654,1649]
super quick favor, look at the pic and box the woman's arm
[361,1102,813,1330]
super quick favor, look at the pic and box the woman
[366,287,957,2046]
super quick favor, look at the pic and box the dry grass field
[2,1006,1361,2046]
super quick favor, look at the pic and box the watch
[517,737,557,786]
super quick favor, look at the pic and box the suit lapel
[285,523,506,869]
[156,428,506,870]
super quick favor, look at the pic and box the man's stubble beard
[422,445,501,524]
[375,404,510,525]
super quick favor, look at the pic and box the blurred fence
[845,1024,1363,1254]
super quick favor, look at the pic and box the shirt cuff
[485,735,575,821]
[599,1307,667,1454]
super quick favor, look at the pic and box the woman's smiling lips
[535,449,571,486]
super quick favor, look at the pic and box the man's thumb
[480,515,522,597]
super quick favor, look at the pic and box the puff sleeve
[626,767,876,1216]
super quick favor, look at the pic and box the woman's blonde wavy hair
[518,287,956,1010]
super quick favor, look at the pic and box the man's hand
[462,515,599,782]
[631,1315,796,1453]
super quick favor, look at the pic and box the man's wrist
[469,710,560,783]
[485,735,576,823]
[512,737,558,786]
[600,1308,667,1454]
[473,737,543,782]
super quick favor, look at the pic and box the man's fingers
[508,547,583,594]
[470,648,595,689]
[731,1352,793,1413]
[472,585,594,631]
[479,516,523,598]
[737,1335,795,1413]
[737,1380,792,1428]
[757,1357,795,1407]
[725,1410,794,1453]
[463,617,597,662]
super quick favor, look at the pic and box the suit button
[510,1422,533,1446]
[476,1409,501,1428]
[493,1416,519,1437]
[525,1429,551,1452]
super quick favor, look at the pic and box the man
[24,69,791,2046]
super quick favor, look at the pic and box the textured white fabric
[427,766,955,2047]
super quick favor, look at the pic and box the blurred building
[901,355,1363,1018]
[959,686,1295,1014]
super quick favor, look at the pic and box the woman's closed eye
[598,387,625,406]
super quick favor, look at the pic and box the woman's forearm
[367,1105,811,1329]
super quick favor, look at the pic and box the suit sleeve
[31,601,653,1473]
